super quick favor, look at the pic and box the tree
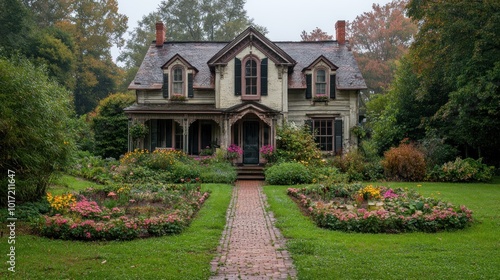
[300,27,333,41]
[0,0,32,55]
[158,0,267,41]
[348,0,417,93]
[91,93,135,159]
[21,0,72,28]
[406,0,500,162]
[0,57,74,204]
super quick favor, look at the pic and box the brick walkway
[210,181,297,280]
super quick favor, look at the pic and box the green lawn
[0,183,232,280]
[49,174,105,195]
[263,181,500,280]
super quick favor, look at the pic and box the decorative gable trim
[161,53,199,72]
[302,55,339,72]
[207,27,296,69]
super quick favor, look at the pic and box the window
[245,59,258,95]
[312,119,334,151]
[241,56,260,100]
[315,69,327,95]
[172,67,184,95]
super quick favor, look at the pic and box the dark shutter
[187,73,194,98]
[261,58,268,95]
[330,74,336,99]
[334,119,343,154]
[234,58,241,96]
[162,73,169,98]
[305,74,312,99]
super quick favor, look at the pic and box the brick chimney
[335,20,346,45]
[156,22,165,47]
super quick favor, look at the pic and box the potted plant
[226,144,242,164]
[259,145,275,163]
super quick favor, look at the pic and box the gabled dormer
[208,27,296,107]
[302,55,339,100]
[161,54,198,100]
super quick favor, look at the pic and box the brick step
[237,165,265,181]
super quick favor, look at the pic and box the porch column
[222,117,230,149]
[183,118,189,154]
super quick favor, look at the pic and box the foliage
[91,93,135,159]
[288,184,474,233]
[275,122,322,164]
[259,145,275,162]
[0,57,74,204]
[199,162,237,184]
[46,193,76,213]
[34,181,210,241]
[300,27,333,41]
[382,141,426,181]
[226,144,242,160]
[72,148,236,185]
[265,162,312,185]
[428,158,495,183]
[329,149,384,182]
[0,0,32,55]
[418,132,458,169]
[20,0,129,114]
[129,122,148,146]
[348,0,417,93]
[158,0,267,41]
[118,12,159,71]
[378,0,500,165]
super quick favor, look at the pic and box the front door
[243,121,259,164]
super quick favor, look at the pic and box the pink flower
[85,232,91,239]
[107,191,117,197]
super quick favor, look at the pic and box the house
[125,21,366,165]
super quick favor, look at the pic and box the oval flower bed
[288,184,473,233]
[34,180,210,241]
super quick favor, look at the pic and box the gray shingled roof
[129,40,366,91]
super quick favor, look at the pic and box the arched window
[245,59,258,95]
[241,56,260,100]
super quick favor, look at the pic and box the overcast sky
[114,0,392,61]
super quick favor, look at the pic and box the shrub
[419,135,458,169]
[275,122,322,164]
[170,161,200,182]
[329,150,384,182]
[0,57,74,204]
[91,93,135,159]
[382,141,426,181]
[265,162,312,185]
[428,157,494,182]
[199,162,237,184]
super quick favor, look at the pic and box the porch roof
[124,103,221,114]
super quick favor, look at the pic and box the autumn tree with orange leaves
[348,0,416,93]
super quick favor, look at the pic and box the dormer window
[172,67,184,95]
[315,69,327,95]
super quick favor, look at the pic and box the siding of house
[217,47,287,112]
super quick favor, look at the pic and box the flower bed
[34,180,210,241]
[288,184,473,233]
